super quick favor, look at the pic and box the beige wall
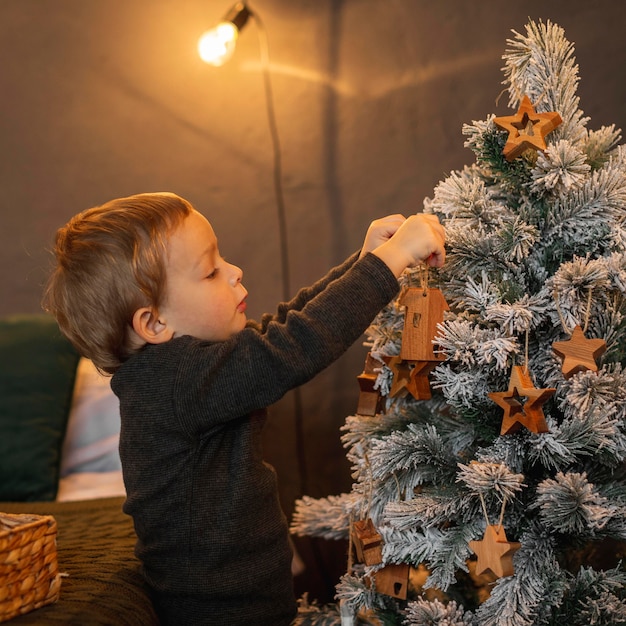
[2,0,625,599]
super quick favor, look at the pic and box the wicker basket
[0,512,61,623]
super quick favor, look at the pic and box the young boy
[43,192,445,625]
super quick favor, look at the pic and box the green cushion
[0,314,80,501]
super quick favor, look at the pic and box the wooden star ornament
[488,387,525,434]
[382,356,412,397]
[552,325,607,379]
[406,360,437,400]
[356,353,385,416]
[383,356,437,400]
[469,524,521,578]
[488,365,555,435]
[493,95,562,161]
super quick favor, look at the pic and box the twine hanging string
[478,492,509,532]
[495,87,549,111]
[411,251,441,293]
[497,496,507,531]
[361,450,374,520]
[554,287,594,335]
[392,472,403,501]
[347,511,355,575]
[419,262,429,296]
[479,492,490,525]
[524,326,530,375]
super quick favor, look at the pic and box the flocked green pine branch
[292,18,626,623]
[404,597,474,626]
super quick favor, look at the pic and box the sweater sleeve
[174,252,398,433]
[254,250,361,331]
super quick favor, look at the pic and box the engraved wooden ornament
[488,365,555,435]
[552,325,607,379]
[373,563,410,600]
[352,519,410,600]
[488,386,525,433]
[469,524,521,578]
[493,94,562,161]
[382,356,436,400]
[406,361,438,400]
[356,353,384,416]
[399,287,449,362]
[382,356,412,398]
[351,518,383,566]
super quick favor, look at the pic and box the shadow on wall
[1,0,626,606]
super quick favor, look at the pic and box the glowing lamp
[198,2,252,66]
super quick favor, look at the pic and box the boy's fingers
[427,249,446,267]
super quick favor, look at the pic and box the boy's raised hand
[360,214,408,257]
[362,213,446,277]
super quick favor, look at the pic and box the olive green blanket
[1,496,158,625]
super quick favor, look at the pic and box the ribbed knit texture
[111,252,399,625]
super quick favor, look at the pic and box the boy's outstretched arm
[360,213,446,277]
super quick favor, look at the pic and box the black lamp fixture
[197,2,253,66]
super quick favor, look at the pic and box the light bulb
[198,3,251,66]
[198,21,239,66]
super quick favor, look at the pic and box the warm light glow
[198,22,239,66]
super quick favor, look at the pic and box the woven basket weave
[0,512,61,623]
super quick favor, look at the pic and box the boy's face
[158,210,248,342]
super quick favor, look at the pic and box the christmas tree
[291,19,626,626]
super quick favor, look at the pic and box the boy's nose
[229,262,243,285]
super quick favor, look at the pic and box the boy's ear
[131,307,174,345]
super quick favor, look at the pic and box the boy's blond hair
[43,192,192,373]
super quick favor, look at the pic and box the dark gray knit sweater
[111,252,399,625]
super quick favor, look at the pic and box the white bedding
[58,358,126,502]
[57,470,126,501]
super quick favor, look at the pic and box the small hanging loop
[554,287,595,335]
[362,450,374,520]
[347,512,355,575]
[479,493,490,526]
[419,263,429,297]
[583,287,593,334]
[553,290,572,335]
[524,327,530,374]
[497,496,508,532]
[479,492,509,531]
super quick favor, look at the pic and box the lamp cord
[250,9,309,496]
[249,5,348,601]
[253,10,291,304]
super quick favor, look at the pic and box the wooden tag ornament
[373,563,410,600]
[351,518,383,566]
[469,525,521,578]
[351,519,410,600]
[493,94,562,161]
[488,365,555,435]
[552,325,607,379]
[399,287,449,362]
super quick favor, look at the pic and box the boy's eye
[205,256,224,279]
